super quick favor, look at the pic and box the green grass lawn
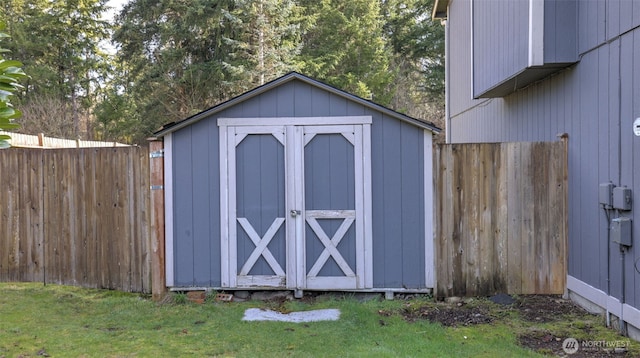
[0,283,636,357]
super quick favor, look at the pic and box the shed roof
[153,72,441,137]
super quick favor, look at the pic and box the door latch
[290,210,301,217]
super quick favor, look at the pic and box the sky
[102,0,129,53]
[105,0,129,21]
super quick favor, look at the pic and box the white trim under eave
[528,0,544,67]
[567,275,640,331]
[217,116,372,127]
[164,133,174,287]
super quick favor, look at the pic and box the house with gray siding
[434,0,640,337]
[153,72,440,297]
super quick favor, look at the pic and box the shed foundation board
[168,287,433,295]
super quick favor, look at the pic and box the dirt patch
[378,294,636,356]
[380,295,589,323]
[514,296,632,356]
[517,330,631,357]
[397,302,494,327]
[516,295,587,323]
[517,330,565,356]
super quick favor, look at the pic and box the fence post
[149,139,166,301]
[557,133,569,297]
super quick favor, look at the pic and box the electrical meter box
[599,183,615,207]
[611,217,632,246]
[613,187,632,211]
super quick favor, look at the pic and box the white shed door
[219,117,372,290]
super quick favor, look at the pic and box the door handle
[290,210,301,217]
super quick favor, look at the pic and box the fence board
[520,142,535,294]
[435,140,567,298]
[548,141,567,293]
[43,150,61,285]
[133,148,149,293]
[495,146,508,292]
[83,149,97,287]
[450,146,464,294]
[0,147,151,292]
[506,144,523,294]
[2,150,18,281]
[464,145,479,295]
[25,150,45,282]
[532,142,549,293]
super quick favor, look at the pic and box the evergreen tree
[100,0,446,142]
[381,0,445,133]
[383,0,444,103]
[1,0,111,138]
[1,0,446,142]
[298,0,393,104]
[110,0,304,142]
[224,0,305,87]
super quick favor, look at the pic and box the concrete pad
[242,308,340,323]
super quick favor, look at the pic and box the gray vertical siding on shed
[170,79,428,289]
[304,134,355,212]
[172,119,221,287]
[371,116,425,289]
[447,0,640,307]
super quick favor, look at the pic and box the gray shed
[153,72,440,296]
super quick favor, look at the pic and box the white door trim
[287,125,305,291]
[219,117,373,290]
[301,124,370,289]
[220,124,287,287]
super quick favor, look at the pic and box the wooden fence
[0,147,151,292]
[1,140,568,297]
[434,139,568,298]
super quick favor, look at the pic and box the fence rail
[434,140,568,298]
[0,147,151,292]
[0,131,128,148]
